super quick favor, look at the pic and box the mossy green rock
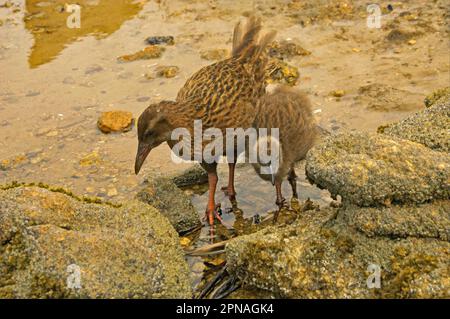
[305,132,449,206]
[0,186,192,298]
[136,177,201,234]
[227,205,450,298]
[382,93,449,152]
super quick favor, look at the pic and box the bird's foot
[221,186,236,202]
[273,197,287,224]
[203,206,232,229]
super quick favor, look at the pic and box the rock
[136,177,201,234]
[424,87,450,108]
[385,28,419,43]
[145,36,174,46]
[200,49,229,61]
[155,66,179,78]
[62,76,75,84]
[356,83,422,111]
[268,40,311,60]
[117,46,165,62]
[85,64,103,75]
[79,151,102,167]
[266,59,299,86]
[381,94,449,153]
[0,185,192,298]
[97,110,134,133]
[226,205,450,298]
[0,154,28,171]
[107,187,118,197]
[305,132,449,207]
[338,201,450,241]
[171,164,208,188]
[330,90,345,98]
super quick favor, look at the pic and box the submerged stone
[200,49,229,61]
[145,36,174,46]
[117,45,165,62]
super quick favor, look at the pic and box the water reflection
[184,162,333,293]
[24,0,148,68]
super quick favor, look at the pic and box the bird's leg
[288,167,298,199]
[273,180,286,223]
[221,163,237,201]
[205,169,221,226]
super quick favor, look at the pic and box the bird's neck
[162,101,197,132]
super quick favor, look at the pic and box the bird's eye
[145,130,153,138]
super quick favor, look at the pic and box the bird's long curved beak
[135,142,151,175]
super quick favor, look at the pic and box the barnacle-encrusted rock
[338,201,450,241]
[0,185,192,298]
[226,205,450,298]
[136,177,201,234]
[305,132,449,206]
[382,91,449,152]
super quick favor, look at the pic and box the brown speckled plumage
[135,16,276,226]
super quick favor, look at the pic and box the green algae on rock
[305,132,449,207]
[0,186,192,298]
[382,91,449,152]
[136,177,201,234]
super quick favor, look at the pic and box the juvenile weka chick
[251,85,317,222]
[135,16,276,226]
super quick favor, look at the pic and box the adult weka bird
[135,16,276,226]
[251,85,317,222]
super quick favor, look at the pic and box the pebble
[330,90,346,98]
[155,65,179,78]
[85,64,104,75]
[45,130,58,137]
[63,77,76,84]
[179,237,191,247]
[136,96,150,102]
[97,110,134,133]
[146,36,174,46]
[107,188,118,197]
[191,262,205,273]
[200,49,229,61]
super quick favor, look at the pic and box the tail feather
[232,15,277,88]
[232,15,263,57]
